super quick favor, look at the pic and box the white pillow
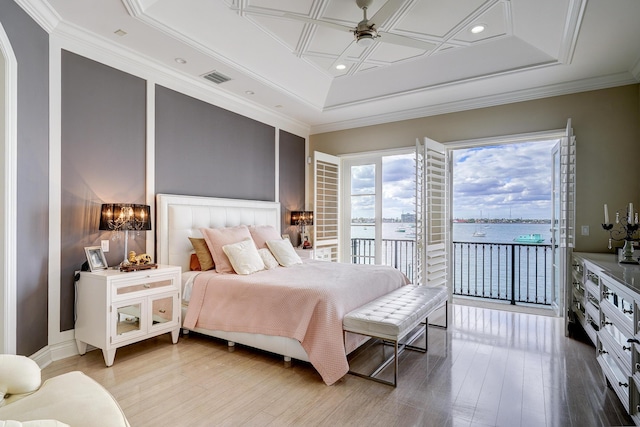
[222,238,265,275]
[266,238,302,267]
[258,248,279,270]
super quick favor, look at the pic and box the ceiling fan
[285,0,436,51]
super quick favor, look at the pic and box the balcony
[351,238,553,306]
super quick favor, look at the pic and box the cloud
[348,141,558,220]
[453,141,558,219]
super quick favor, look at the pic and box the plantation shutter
[415,138,448,286]
[559,119,576,250]
[313,151,340,262]
[559,119,576,331]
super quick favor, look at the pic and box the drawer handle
[636,363,640,371]
[623,308,633,314]
[627,338,640,344]
[159,309,166,314]
[603,291,612,298]
[144,284,151,288]
[599,349,608,355]
[623,345,632,352]
[602,321,613,327]
[619,381,629,388]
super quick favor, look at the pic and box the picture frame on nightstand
[85,246,108,271]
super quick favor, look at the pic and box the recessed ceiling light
[174,58,187,64]
[471,24,486,34]
[336,64,346,70]
[114,29,127,37]
[245,90,255,95]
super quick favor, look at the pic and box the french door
[340,150,416,270]
[551,119,576,333]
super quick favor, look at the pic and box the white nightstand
[75,265,181,366]
[295,247,315,259]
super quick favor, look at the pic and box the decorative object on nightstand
[99,203,152,267]
[602,203,639,264]
[84,246,108,271]
[74,265,181,366]
[291,210,313,248]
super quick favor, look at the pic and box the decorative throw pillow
[266,238,303,267]
[201,225,254,274]
[189,253,201,271]
[258,248,279,270]
[249,225,282,249]
[222,238,265,275]
[188,237,215,271]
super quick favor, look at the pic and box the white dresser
[75,265,181,366]
[572,252,640,423]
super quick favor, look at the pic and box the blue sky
[350,140,559,221]
[452,140,558,220]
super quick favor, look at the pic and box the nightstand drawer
[112,273,179,299]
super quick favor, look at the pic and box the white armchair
[0,355,129,427]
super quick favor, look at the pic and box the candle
[631,203,634,225]
[604,204,609,224]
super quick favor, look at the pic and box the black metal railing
[350,238,553,306]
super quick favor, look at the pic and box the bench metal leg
[428,300,448,329]
[346,321,428,387]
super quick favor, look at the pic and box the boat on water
[513,233,545,243]
[472,230,486,237]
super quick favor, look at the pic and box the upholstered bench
[343,284,448,386]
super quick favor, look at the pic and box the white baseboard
[30,338,79,369]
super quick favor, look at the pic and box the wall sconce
[602,203,639,264]
[290,211,314,248]
[99,203,151,265]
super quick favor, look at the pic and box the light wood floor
[42,304,633,426]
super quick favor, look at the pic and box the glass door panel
[350,164,376,264]
[151,296,174,326]
[115,303,142,337]
[382,154,416,280]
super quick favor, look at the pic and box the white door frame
[0,22,18,354]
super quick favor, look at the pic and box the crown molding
[14,0,61,33]
[123,0,329,111]
[50,20,310,137]
[309,71,638,134]
[558,0,587,64]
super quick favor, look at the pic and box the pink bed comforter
[183,259,409,385]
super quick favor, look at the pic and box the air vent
[202,70,232,85]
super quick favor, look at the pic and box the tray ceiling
[21,0,640,132]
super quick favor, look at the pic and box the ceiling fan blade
[369,0,405,27]
[377,32,436,50]
[283,13,354,33]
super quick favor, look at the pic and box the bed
[156,194,409,385]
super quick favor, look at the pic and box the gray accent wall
[0,5,305,355]
[155,86,276,201]
[60,51,147,331]
[0,1,49,355]
[279,130,306,243]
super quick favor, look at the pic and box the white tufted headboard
[156,194,281,272]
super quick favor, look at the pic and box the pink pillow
[249,225,282,249]
[201,225,253,274]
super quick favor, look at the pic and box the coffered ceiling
[18,0,640,133]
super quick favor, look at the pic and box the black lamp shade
[290,211,313,226]
[99,203,151,231]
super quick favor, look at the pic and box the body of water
[351,222,552,244]
[350,222,553,304]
